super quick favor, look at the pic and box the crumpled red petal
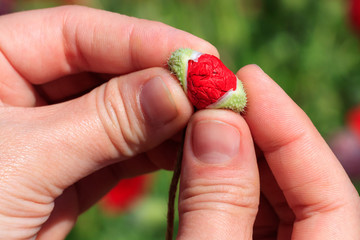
[187,54,237,109]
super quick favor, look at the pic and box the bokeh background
[1,0,360,239]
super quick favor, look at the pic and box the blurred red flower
[350,0,360,34]
[348,106,360,137]
[100,175,151,214]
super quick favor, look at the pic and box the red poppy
[349,0,360,34]
[168,48,247,112]
[348,106,360,138]
[100,175,151,213]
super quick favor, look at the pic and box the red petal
[187,54,237,109]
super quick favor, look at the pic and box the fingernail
[140,76,178,126]
[192,120,240,164]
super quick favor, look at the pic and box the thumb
[177,110,259,240]
[2,67,192,194]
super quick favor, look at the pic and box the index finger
[238,65,360,238]
[0,6,218,84]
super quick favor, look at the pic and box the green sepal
[168,48,196,92]
[207,78,247,113]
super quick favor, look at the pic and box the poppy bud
[168,48,247,112]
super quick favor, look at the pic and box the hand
[176,65,360,239]
[0,6,217,239]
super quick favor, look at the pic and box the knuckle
[96,80,146,158]
[179,177,259,216]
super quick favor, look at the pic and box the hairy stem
[166,129,186,240]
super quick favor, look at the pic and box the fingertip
[162,26,219,59]
[236,64,270,87]
[193,40,219,58]
[236,64,264,75]
[235,63,309,153]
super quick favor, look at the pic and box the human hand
[176,65,360,239]
[0,6,218,239]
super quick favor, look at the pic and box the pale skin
[0,6,359,240]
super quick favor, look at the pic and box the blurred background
[1,0,360,239]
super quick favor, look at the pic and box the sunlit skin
[0,6,359,240]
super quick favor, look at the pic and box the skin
[0,6,359,240]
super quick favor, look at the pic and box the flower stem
[166,128,186,240]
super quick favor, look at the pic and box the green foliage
[99,0,360,136]
[67,171,178,240]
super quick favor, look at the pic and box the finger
[0,6,218,85]
[258,157,294,239]
[238,65,360,238]
[177,110,259,240]
[1,67,192,202]
[36,139,176,239]
[36,186,77,240]
[72,138,179,213]
[35,72,108,104]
